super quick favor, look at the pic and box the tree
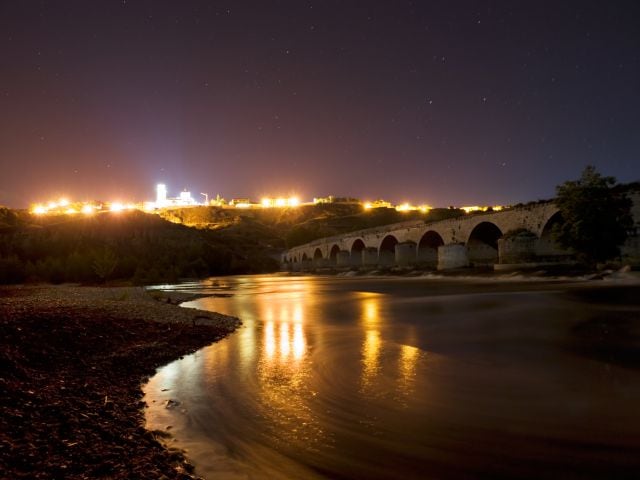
[554,166,633,265]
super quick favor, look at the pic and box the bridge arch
[537,211,566,259]
[302,253,309,262]
[467,222,502,266]
[350,238,365,266]
[417,230,444,267]
[329,244,341,265]
[379,235,399,266]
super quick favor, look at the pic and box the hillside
[158,204,466,248]
[0,209,279,284]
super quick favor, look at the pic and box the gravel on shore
[0,285,240,480]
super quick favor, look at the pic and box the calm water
[144,274,640,479]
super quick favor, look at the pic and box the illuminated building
[178,190,195,204]
[230,198,253,208]
[363,199,393,209]
[260,196,300,208]
[156,184,167,207]
[151,184,200,208]
[313,196,335,204]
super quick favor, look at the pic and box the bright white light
[33,205,47,215]
[81,205,94,214]
[110,202,124,212]
[59,198,69,207]
[156,184,167,206]
[179,191,193,203]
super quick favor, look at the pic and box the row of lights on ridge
[30,184,505,216]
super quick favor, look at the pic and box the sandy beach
[0,285,240,479]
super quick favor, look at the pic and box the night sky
[1,1,639,208]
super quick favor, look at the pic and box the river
[144,274,640,479]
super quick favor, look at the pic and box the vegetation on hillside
[0,210,278,285]
[0,202,470,284]
[159,203,466,248]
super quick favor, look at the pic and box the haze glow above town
[1,1,638,208]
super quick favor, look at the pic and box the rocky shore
[0,285,240,479]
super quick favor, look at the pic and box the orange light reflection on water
[398,344,420,398]
[359,294,383,394]
[265,321,276,358]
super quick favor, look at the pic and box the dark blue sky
[1,1,638,208]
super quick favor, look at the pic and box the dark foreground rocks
[0,286,239,479]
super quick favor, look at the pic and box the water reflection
[360,294,383,395]
[259,301,306,362]
[264,321,276,358]
[398,344,420,399]
[358,293,424,400]
[243,278,319,450]
[293,323,305,359]
[361,330,382,393]
[145,275,640,480]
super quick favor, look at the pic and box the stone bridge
[282,202,570,271]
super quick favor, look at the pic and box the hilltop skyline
[1,1,639,208]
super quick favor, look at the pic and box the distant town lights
[106,202,136,213]
[260,196,300,208]
[28,184,508,216]
[461,205,504,213]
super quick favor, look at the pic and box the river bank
[0,285,240,479]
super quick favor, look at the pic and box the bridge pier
[467,242,498,266]
[498,232,537,264]
[336,250,351,267]
[417,248,438,268]
[379,250,395,266]
[437,244,469,270]
[395,242,416,266]
[362,247,378,267]
[315,258,331,269]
